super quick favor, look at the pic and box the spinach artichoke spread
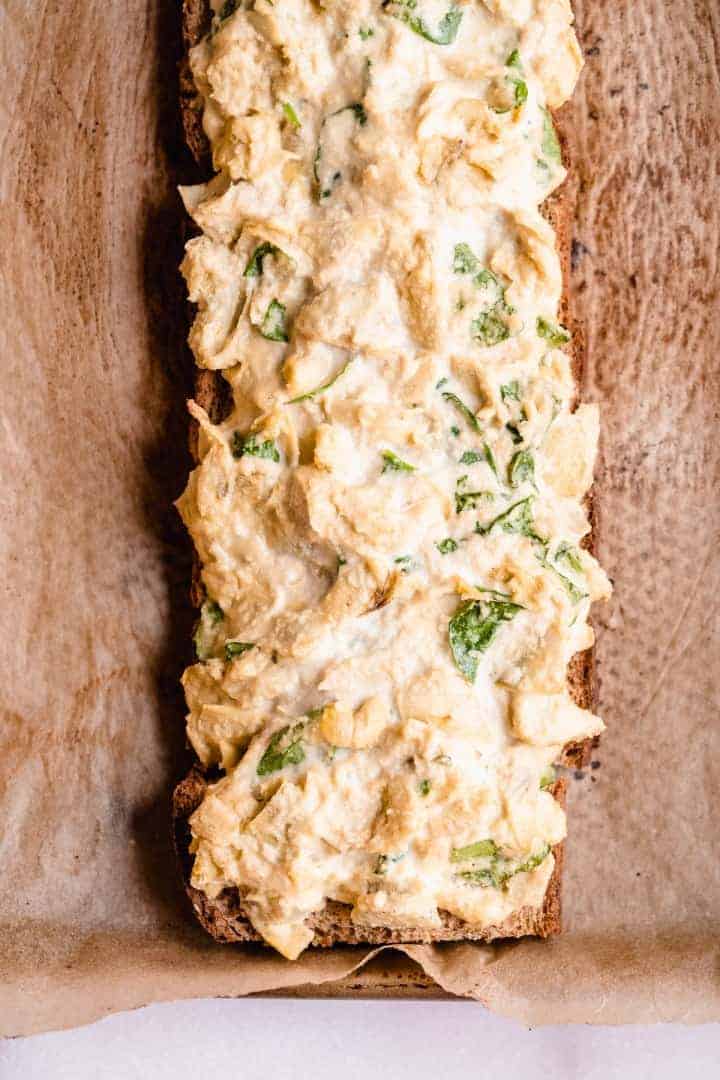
[177,0,609,959]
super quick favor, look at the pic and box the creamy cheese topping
[177,0,609,960]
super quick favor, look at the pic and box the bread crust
[174,0,594,947]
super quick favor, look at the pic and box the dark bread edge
[174,0,595,946]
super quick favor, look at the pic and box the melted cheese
[177,0,607,959]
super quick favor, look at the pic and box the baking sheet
[1,0,718,1036]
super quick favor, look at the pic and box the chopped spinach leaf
[452,242,479,275]
[474,586,513,600]
[442,391,481,432]
[489,53,528,114]
[382,450,415,473]
[541,107,562,162]
[243,242,281,278]
[500,380,521,403]
[514,845,552,878]
[256,723,305,776]
[359,25,375,39]
[555,573,586,604]
[289,358,353,403]
[451,838,499,862]
[460,445,498,477]
[231,432,280,462]
[537,316,571,347]
[193,599,224,661]
[457,843,551,888]
[383,0,463,46]
[540,765,556,790]
[282,102,301,129]
[454,475,493,513]
[508,449,534,487]
[544,558,587,604]
[452,252,512,345]
[471,307,510,347]
[260,299,289,342]
[474,267,504,298]
[448,596,523,682]
[224,640,255,661]
[510,75,528,107]
[456,866,498,887]
[436,537,458,554]
[555,541,584,575]
[418,779,432,797]
[483,443,499,478]
[475,496,541,540]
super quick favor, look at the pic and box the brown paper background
[1,0,718,1036]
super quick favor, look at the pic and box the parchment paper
[1,0,718,1036]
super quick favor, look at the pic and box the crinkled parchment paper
[1,0,718,1036]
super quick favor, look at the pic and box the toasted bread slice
[174,0,594,948]
[173,765,566,945]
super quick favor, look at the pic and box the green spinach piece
[454,475,494,513]
[500,380,521,403]
[535,543,587,604]
[448,596,523,682]
[459,444,499,477]
[383,0,463,45]
[457,843,551,888]
[508,449,534,487]
[541,107,562,162]
[540,766,556,790]
[451,839,499,862]
[452,242,479,275]
[231,432,280,462]
[260,299,288,342]
[193,598,224,661]
[442,391,481,432]
[382,450,415,473]
[289,358,353,403]
[436,537,458,554]
[471,308,510,347]
[537,316,570,347]
[555,541,584,574]
[243,242,281,278]
[224,641,255,661]
[475,496,542,540]
[257,723,306,776]
[282,102,301,129]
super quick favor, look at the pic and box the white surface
[1,1000,718,1079]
